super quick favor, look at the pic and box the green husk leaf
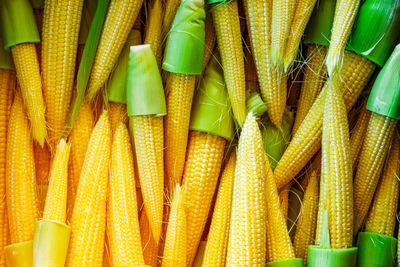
[78,0,98,44]
[30,0,44,9]
[246,91,267,118]
[0,24,14,70]
[356,232,397,267]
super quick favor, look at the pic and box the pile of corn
[0,0,400,266]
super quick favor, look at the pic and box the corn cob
[87,0,144,100]
[140,210,159,267]
[292,45,327,135]
[41,0,85,148]
[162,185,186,267]
[109,102,127,134]
[271,0,296,67]
[227,113,266,265]
[353,113,397,233]
[183,131,226,265]
[202,13,216,73]
[274,51,375,190]
[162,0,181,38]
[325,0,361,75]
[34,143,51,185]
[202,152,236,267]
[244,0,286,127]
[0,69,15,266]
[299,151,321,190]
[315,146,329,246]
[293,170,319,264]
[322,78,353,249]
[280,184,290,219]
[211,0,246,126]
[11,43,46,146]
[144,0,163,67]
[42,139,70,223]
[165,73,196,187]
[107,122,144,266]
[350,101,371,171]
[6,92,39,244]
[67,100,94,220]
[283,0,318,70]
[132,115,164,243]
[364,137,399,236]
[66,110,111,266]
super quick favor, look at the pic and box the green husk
[0,28,14,70]
[4,241,33,267]
[266,258,304,267]
[126,44,166,116]
[190,56,234,140]
[30,0,44,9]
[303,0,336,46]
[246,91,267,118]
[64,0,110,136]
[162,0,205,74]
[106,30,142,104]
[207,0,226,3]
[356,232,397,267]
[0,0,40,50]
[261,109,294,170]
[346,0,400,67]
[78,0,98,44]
[367,44,400,119]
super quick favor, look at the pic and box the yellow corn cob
[244,0,286,127]
[202,152,236,267]
[350,102,371,171]
[227,113,266,265]
[280,184,290,220]
[140,210,159,267]
[293,170,319,264]
[364,137,399,236]
[182,131,226,265]
[274,51,376,190]
[34,142,51,186]
[202,13,216,73]
[66,110,111,266]
[315,145,329,246]
[322,78,353,249]
[87,0,144,100]
[292,45,327,135]
[107,122,144,266]
[0,69,15,266]
[162,185,186,267]
[353,112,397,233]
[283,0,318,70]
[42,0,85,148]
[6,92,39,244]
[325,0,361,75]
[67,100,94,220]
[11,43,46,146]
[165,73,196,187]
[162,0,181,38]
[271,0,296,67]
[42,139,70,223]
[109,102,127,134]
[265,155,296,262]
[132,115,164,243]
[144,0,163,67]
[299,151,321,190]
[212,0,246,126]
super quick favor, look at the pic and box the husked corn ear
[109,103,127,134]
[162,185,187,267]
[350,102,371,171]
[165,73,196,187]
[144,0,163,67]
[107,122,144,266]
[274,51,375,190]
[322,79,353,249]
[315,146,329,246]
[212,0,246,126]
[183,131,226,265]
[279,184,290,219]
[66,110,111,266]
[293,171,319,264]
[365,137,399,236]
[283,0,318,70]
[34,143,51,185]
[353,112,397,233]
[140,210,159,267]
[325,0,361,75]
[202,13,216,73]
[227,113,266,265]
[11,43,46,146]
[43,139,70,222]
[132,116,164,243]
[244,0,286,127]
[42,0,84,147]
[0,69,14,265]
[87,0,144,100]
[67,100,94,220]
[6,92,39,244]
[202,152,236,267]
[162,0,181,38]
[292,45,327,135]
